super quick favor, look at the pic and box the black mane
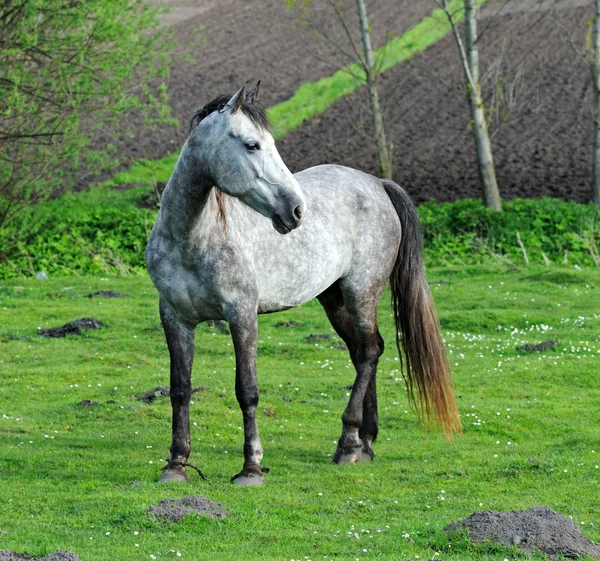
[188,94,269,134]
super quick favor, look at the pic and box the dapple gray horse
[146,84,461,486]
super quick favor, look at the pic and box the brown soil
[38,318,103,338]
[204,320,230,334]
[112,1,594,204]
[0,553,82,561]
[446,506,600,559]
[516,340,561,352]
[111,0,429,162]
[84,290,128,299]
[278,3,595,204]
[137,386,205,403]
[148,496,229,522]
[274,320,303,328]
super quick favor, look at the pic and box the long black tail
[381,180,462,438]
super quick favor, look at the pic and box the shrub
[0,193,598,279]
[418,198,600,267]
[0,187,155,278]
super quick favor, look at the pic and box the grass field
[0,266,599,560]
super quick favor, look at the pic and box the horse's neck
[159,147,218,239]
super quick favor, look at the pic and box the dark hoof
[359,447,375,461]
[233,474,265,486]
[333,446,374,464]
[159,466,189,483]
[231,468,266,486]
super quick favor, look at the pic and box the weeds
[0,193,598,279]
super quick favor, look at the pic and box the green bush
[418,198,600,267]
[0,187,155,278]
[0,192,598,279]
[0,0,174,228]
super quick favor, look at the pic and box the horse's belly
[255,248,348,313]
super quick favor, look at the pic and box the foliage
[0,185,155,278]
[419,198,600,267]
[0,268,598,560]
[0,0,174,228]
[0,192,599,278]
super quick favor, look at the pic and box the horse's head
[188,84,306,234]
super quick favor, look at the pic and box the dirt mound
[77,400,98,407]
[0,552,82,561]
[204,320,229,335]
[138,386,170,403]
[274,320,303,328]
[38,318,103,338]
[306,334,333,342]
[517,341,561,352]
[148,496,229,522]
[84,290,127,299]
[446,506,600,559]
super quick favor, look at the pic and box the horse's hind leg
[318,284,382,463]
[358,372,378,459]
[317,283,359,363]
[159,299,195,483]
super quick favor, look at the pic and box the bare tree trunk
[441,0,502,211]
[356,0,392,180]
[465,0,501,210]
[593,0,600,206]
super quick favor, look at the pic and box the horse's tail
[381,180,462,438]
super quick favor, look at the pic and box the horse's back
[291,164,402,297]
[294,164,402,251]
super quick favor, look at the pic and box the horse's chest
[147,239,225,323]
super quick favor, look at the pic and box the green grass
[0,267,599,560]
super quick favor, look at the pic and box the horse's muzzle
[272,202,306,234]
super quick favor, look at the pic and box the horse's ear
[245,80,261,104]
[220,83,247,114]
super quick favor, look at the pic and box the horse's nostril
[293,206,303,221]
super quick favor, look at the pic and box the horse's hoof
[159,467,189,483]
[231,471,265,486]
[359,448,374,461]
[234,474,265,486]
[333,446,373,464]
[335,451,361,463]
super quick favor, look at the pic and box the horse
[146,83,462,486]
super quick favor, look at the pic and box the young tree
[355,0,392,179]
[439,0,502,211]
[286,0,392,179]
[592,0,600,206]
[0,0,174,228]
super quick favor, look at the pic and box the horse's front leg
[229,314,265,486]
[158,299,196,483]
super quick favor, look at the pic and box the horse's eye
[245,142,260,151]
